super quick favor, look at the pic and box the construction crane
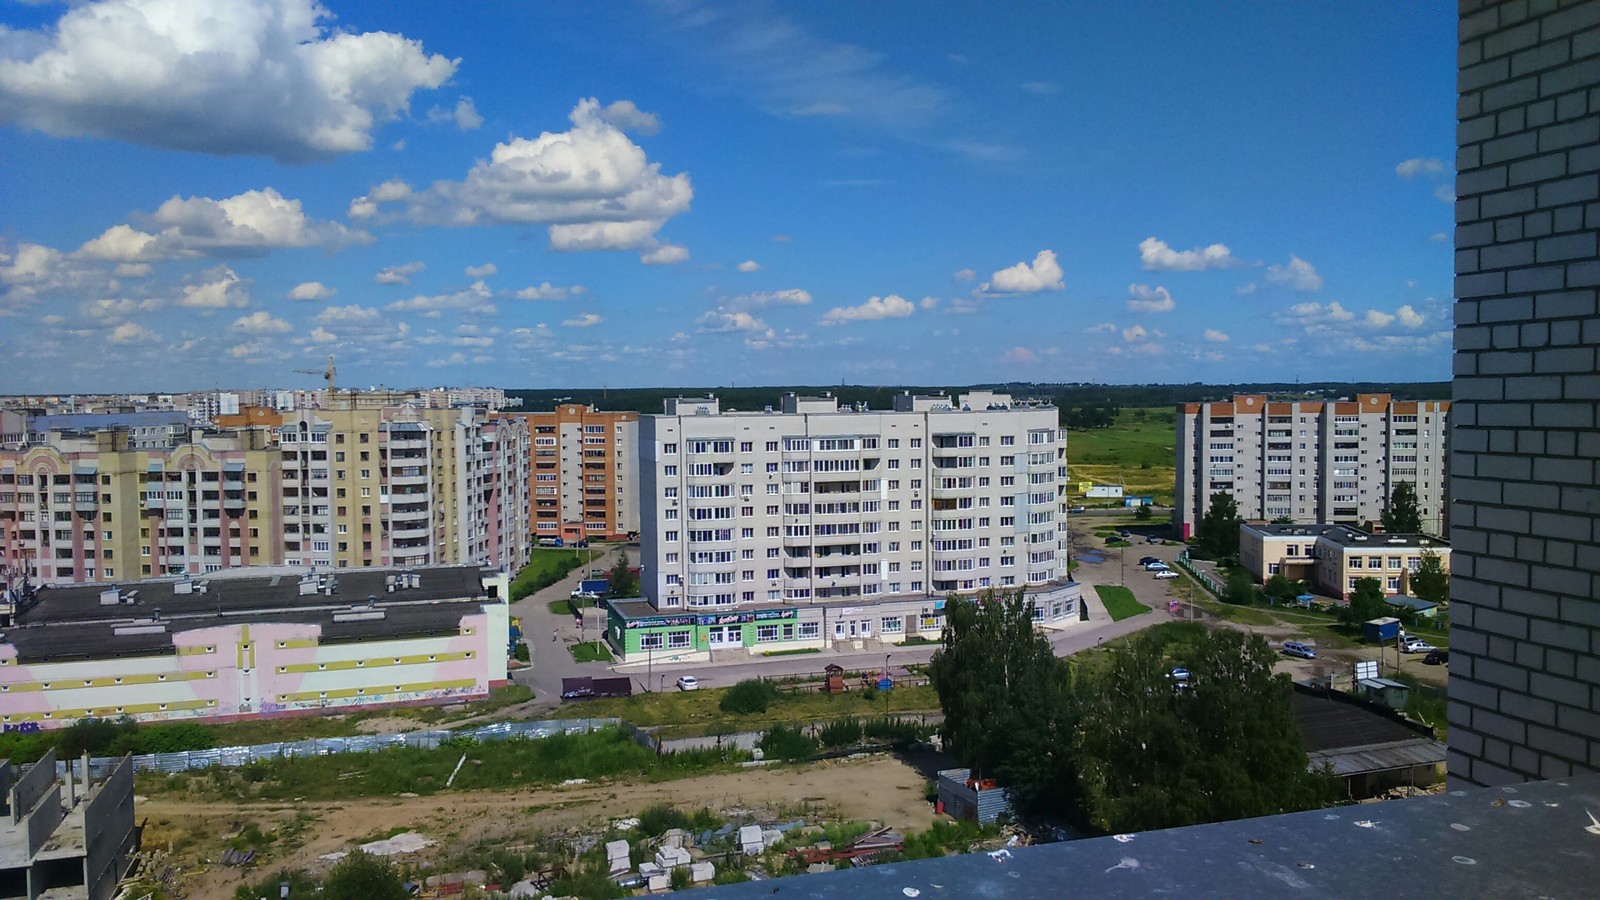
[293,355,336,393]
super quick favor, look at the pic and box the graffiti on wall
[3,722,41,734]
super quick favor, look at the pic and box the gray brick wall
[1452,0,1600,786]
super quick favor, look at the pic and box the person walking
[552,630,558,643]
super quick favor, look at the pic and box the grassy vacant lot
[562,680,941,735]
[140,727,738,802]
[1093,585,1151,621]
[1066,408,1177,504]
[569,640,614,663]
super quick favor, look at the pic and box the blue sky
[0,0,1458,393]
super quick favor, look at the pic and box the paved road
[505,545,631,707]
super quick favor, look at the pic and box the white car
[1402,639,1437,654]
[676,675,700,691]
[1154,570,1180,580]
[1143,561,1170,571]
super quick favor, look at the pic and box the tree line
[928,589,1341,834]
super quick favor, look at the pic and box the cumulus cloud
[0,0,457,162]
[592,99,660,135]
[641,243,690,265]
[115,262,152,278]
[385,280,496,317]
[1203,328,1230,342]
[76,188,368,261]
[563,312,603,327]
[1138,237,1240,271]
[698,309,771,335]
[1126,284,1175,312]
[288,281,335,301]
[1248,254,1324,293]
[1364,309,1395,328]
[1122,324,1149,342]
[737,260,761,273]
[1396,304,1425,328]
[177,267,248,310]
[375,261,425,285]
[107,322,158,345]
[920,297,939,309]
[232,310,292,334]
[464,262,497,278]
[1003,346,1037,363]
[979,250,1064,294]
[428,97,483,130]
[821,294,915,324]
[361,98,692,255]
[1433,185,1456,203]
[515,282,583,301]
[1085,322,1116,334]
[1395,157,1444,178]
[952,268,975,282]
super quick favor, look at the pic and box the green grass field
[569,640,614,663]
[1093,585,1152,621]
[1066,408,1177,504]
[509,548,590,601]
[560,681,940,733]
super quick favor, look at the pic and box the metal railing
[1176,550,1223,596]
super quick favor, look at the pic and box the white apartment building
[630,392,1079,657]
[1175,394,1449,539]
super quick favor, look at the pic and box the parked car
[1118,529,1132,538]
[1139,556,1161,565]
[1169,667,1192,682]
[1402,639,1437,654]
[1142,561,1170,571]
[1068,505,1086,513]
[1148,537,1162,544]
[1423,649,1450,665]
[676,675,700,691]
[1281,641,1318,659]
[1154,570,1180,580]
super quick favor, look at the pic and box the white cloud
[1433,184,1456,203]
[821,294,915,324]
[464,262,497,278]
[641,243,690,265]
[107,322,158,345]
[1364,309,1395,328]
[307,326,337,343]
[375,261,425,285]
[920,296,939,309]
[1085,322,1117,334]
[0,0,457,162]
[1122,324,1149,342]
[232,310,292,334]
[698,310,771,335]
[428,97,483,130]
[730,289,812,307]
[1395,157,1444,178]
[1262,255,1324,292]
[1126,284,1175,312]
[979,250,1064,294]
[1278,301,1355,331]
[1138,237,1240,271]
[952,268,975,282]
[369,98,692,255]
[1396,304,1425,328]
[737,260,761,273]
[1003,346,1038,363]
[115,262,152,278]
[515,282,583,301]
[592,99,660,135]
[315,305,383,328]
[177,267,248,310]
[563,312,603,327]
[77,188,368,262]
[385,280,496,317]
[1203,329,1230,342]
[288,281,335,301]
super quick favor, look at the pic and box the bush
[514,642,531,663]
[490,849,527,885]
[233,869,319,900]
[720,679,780,715]
[817,718,863,748]
[758,724,818,761]
[322,851,408,900]
[670,867,693,891]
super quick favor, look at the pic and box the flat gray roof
[1243,523,1447,548]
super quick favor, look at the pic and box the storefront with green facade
[604,600,808,661]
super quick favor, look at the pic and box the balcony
[391,521,430,539]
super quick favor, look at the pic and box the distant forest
[505,382,1452,419]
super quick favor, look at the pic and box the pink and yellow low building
[0,565,509,730]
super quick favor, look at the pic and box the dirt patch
[143,753,936,898]
[351,716,426,735]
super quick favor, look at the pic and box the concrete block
[1480,185,1538,216]
[1538,113,1600,150]
[690,862,715,883]
[1508,151,1568,185]
[1534,230,1597,261]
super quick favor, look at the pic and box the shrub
[514,642,531,662]
[817,718,863,749]
[322,851,408,900]
[720,679,780,715]
[758,724,818,761]
[670,867,693,891]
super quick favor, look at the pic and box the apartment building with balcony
[1175,394,1449,540]
[0,428,281,587]
[617,392,1079,661]
[498,404,639,542]
[0,399,529,587]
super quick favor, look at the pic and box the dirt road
[143,752,937,898]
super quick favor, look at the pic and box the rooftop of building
[1241,523,1448,548]
[606,582,1078,622]
[658,390,1056,418]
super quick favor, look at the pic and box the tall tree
[605,553,639,599]
[1381,482,1424,534]
[1410,549,1449,606]
[1076,629,1340,833]
[1339,577,1389,627]
[929,588,1074,810]
[1195,491,1242,560]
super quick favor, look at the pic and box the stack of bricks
[1451,0,1600,785]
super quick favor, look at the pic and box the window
[640,632,664,650]
[798,621,820,639]
[756,624,779,642]
[667,630,692,649]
